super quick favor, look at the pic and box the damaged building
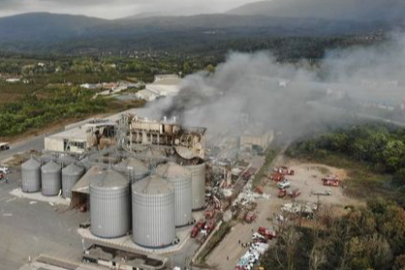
[44,119,116,154]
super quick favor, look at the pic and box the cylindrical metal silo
[41,161,61,196]
[156,163,192,227]
[114,158,149,183]
[186,162,206,211]
[141,148,167,161]
[21,158,41,193]
[132,175,175,248]
[62,163,85,198]
[90,169,130,238]
[40,154,55,164]
[60,155,77,166]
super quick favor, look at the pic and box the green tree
[383,140,405,172]
[393,169,405,187]
[393,254,405,270]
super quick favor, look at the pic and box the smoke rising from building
[145,33,405,142]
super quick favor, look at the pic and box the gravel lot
[206,156,361,270]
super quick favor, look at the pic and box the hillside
[0,12,395,55]
[227,0,405,23]
[0,12,107,42]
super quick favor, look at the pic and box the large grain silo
[40,154,55,164]
[132,175,175,248]
[186,162,206,210]
[156,163,192,227]
[41,161,62,196]
[90,169,130,238]
[141,148,167,161]
[60,155,77,166]
[21,158,41,193]
[61,163,85,198]
[114,158,149,183]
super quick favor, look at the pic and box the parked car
[277,180,291,189]
[0,143,10,151]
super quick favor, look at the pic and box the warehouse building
[45,120,116,154]
[135,74,181,101]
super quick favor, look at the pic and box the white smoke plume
[145,33,405,142]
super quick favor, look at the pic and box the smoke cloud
[145,33,405,143]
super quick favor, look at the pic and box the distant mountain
[227,0,405,23]
[0,12,107,42]
[119,12,173,21]
[0,11,400,55]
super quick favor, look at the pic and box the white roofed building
[136,74,181,101]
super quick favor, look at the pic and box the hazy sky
[0,0,259,19]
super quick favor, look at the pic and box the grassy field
[290,151,398,201]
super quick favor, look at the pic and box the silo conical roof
[90,169,129,189]
[132,175,174,195]
[41,161,60,173]
[141,148,166,160]
[118,158,148,172]
[21,158,41,170]
[62,163,85,176]
[156,162,191,179]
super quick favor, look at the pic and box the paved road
[0,135,45,162]
[0,171,88,269]
[170,237,200,269]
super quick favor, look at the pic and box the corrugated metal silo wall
[132,190,176,247]
[62,168,85,198]
[169,176,192,227]
[21,167,41,193]
[129,170,149,183]
[41,167,61,196]
[90,185,130,238]
[187,163,206,210]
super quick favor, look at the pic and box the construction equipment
[204,208,215,219]
[268,172,285,182]
[288,188,301,198]
[322,175,339,187]
[191,220,206,238]
[274,166,294,175]
[279,188,301,199]
[258,227,276,240]
[278,189,287,198]
[245,211,257,223]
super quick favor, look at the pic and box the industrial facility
[11,107,276,270]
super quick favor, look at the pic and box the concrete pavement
[0,135,45,162]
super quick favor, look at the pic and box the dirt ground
[279,159,360,207]
[206,155,361,270]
